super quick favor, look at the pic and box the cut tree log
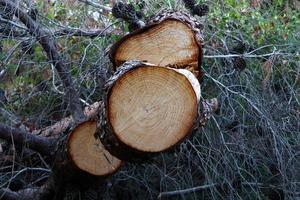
[0,120,122,199]
[0,3,216,197]
[42,121,122,199]
[96,61,201,161]
[110,11,204,78]
[67,121,122,176]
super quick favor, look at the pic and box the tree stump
[109,11,204,78]
[96,61,201,161]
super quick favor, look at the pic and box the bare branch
[0,16,27,30]
[54,27,114,37]
[0,122,55,156]
[158,183,217,198]
[0,108,22,126]
[0,0,85,123]
[203,51,291,58]
[1,27,118,39]
[78,0,112,12]
[0,188,22,200]
[0,179,54,200]
[33,101,102,137]
[0,167,51,188]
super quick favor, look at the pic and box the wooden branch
[158,183,217,198]
[0,0,84,123]
[54,28,114,38]
[0,188,43,200]
[78,0,112,12]
[0,122,54,156]
[0,179,54,200]
[0,24,116,38]
[32,101,102,137]
[0,188,22,200]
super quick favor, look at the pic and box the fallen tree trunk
[109,11,204,78]
[96,61,201,161]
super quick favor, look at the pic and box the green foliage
[208,0,300,46]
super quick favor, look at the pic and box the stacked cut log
[0,8,219,199]
[96,61,201,161]
[70,11,209,164]
[61,11,207,169]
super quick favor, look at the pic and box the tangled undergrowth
[0,0,299,199]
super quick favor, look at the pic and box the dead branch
[32,101,102,137]
[54,27,114,38]
[0,122,55,156]
[0,10,117,39]
[158,183,217,198]
[0,179,55,200]
[78,0,112,12]
[0,0,84,123]
[0,24,116,38]
[0,188,23,200]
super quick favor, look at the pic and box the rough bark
[0,122,55,156]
